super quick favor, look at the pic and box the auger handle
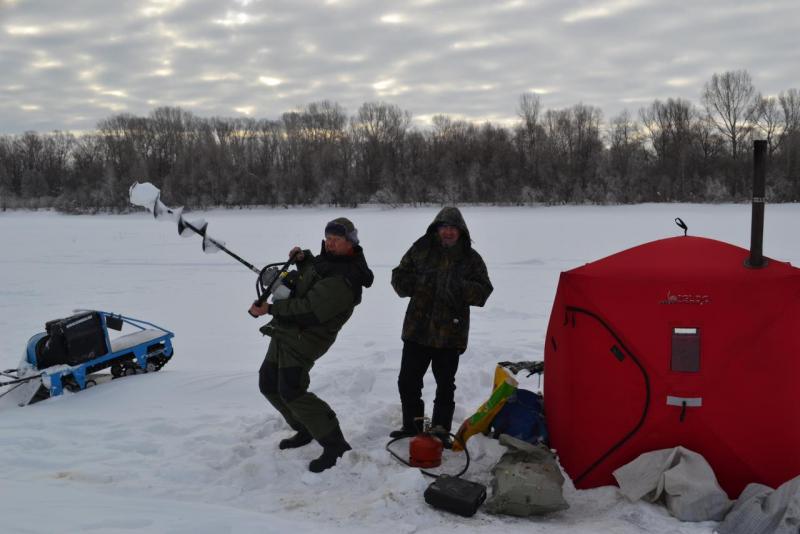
[249,250,302,317]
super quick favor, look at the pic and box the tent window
[671,327,700,372]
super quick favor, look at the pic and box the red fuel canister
[409,433,443,468]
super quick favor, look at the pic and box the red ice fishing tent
[543,142,800,498]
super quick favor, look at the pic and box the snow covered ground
[1,203,798,533]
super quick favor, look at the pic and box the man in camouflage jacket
[249,217,373,472]
[390,207,493,444]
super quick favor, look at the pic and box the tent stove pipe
[746,140,768,269]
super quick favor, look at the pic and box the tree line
[1,69,798,212]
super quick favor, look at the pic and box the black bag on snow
[424,475,487,517]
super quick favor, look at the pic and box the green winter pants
[258,339,339,439]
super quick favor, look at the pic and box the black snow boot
[309,426,351,473]
[389,399,424,438]
[432,402,455,449]
[430,425,453,450]
[279,429,313,450]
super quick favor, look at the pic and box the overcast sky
[1,0,798,134]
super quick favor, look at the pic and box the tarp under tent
[543,234,800,498]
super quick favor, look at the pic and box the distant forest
[1,69,798,212]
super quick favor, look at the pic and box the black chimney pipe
[746,140,768,268]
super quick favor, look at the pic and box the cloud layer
[1,0,798,133]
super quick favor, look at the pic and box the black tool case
[423,475,487,517]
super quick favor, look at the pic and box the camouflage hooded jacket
[391,207,493,352]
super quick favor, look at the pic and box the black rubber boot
[279,430,313,450]
[432,402,455,431]
[389,399,424,438]
[309,426,351,473]
[432,402,455,449]
[430,425,453,449]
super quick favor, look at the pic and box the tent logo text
[659,291,711,306]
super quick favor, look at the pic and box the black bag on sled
[36,312,107,368]
[424,476,487,517]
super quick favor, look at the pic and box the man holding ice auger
[249,217,373,473]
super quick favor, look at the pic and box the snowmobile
[0,310,174,409]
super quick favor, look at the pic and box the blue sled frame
[24,310,175,398]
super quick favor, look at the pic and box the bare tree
[701,70,756,159]
[516,93,543,188]
[778,89,800,194]
[639,98,698,199]
[540,104,603,202]
[692,114,725,176]
[779,89,800,134]
[352,101,411,199]
[752,94,783,154]
[608,111,642,178]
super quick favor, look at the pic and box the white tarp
[717,474,800,534]
[612,446,732,521]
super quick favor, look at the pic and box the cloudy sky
[1,0,798,134]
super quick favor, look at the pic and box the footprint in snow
[342,367,376,397]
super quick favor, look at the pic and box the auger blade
[154,198,183,223]
[130,180,260,273]
[130,182,183,223]
[202,234,225,254]
[178,218,207,238]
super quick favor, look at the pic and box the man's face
[437,224,461,248]
[325,233,353,255]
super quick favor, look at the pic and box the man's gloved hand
[289,246,305,262]
[248,301,271,317]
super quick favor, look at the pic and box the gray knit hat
[325,217,359,245]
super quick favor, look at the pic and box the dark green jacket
[391,207,493,352]
[262,244,374,358]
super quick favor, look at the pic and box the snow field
[2,204,797,533]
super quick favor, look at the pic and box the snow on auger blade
[129,181,257,273]
[0,310,175,409]
[129,181,299,309]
